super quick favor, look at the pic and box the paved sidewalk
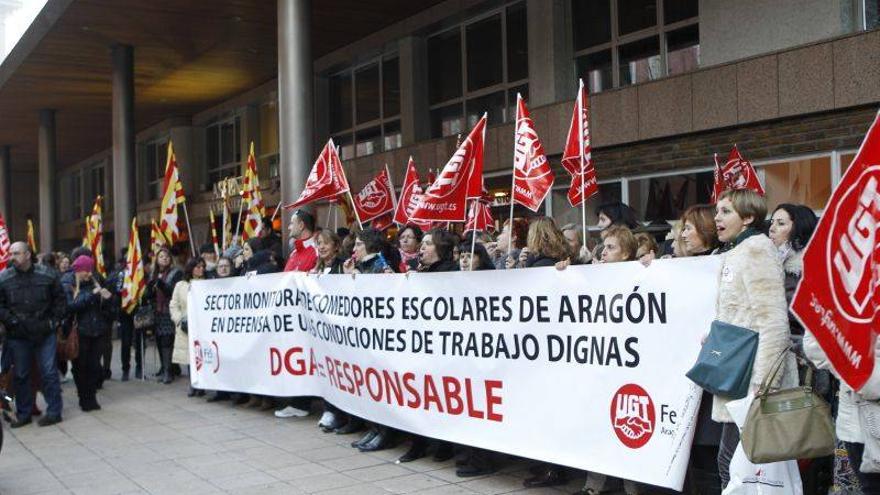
[0,344,594,495]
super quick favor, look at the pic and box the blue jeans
[7,335,63,419]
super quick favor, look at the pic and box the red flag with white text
[411,115,487,222]
[285,139,351,210]
[561,79,598,207]
[353,168,396,223]
[513,94,554,211]
[711,145,765,202]
[464,200,495,233]
[791,110,880,391]
[393,158,432,230]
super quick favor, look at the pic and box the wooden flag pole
[469,199,478,263]
[221,178,229,251]
[334,203,338,231]
[234,190,244,244]
[181,201,197,257]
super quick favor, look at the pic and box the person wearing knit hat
[66,254,116,412]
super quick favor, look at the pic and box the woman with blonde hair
[600,225,637,263]
[712,189,794,488]
[524,217,569,267]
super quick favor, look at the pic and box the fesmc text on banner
[187,257,721,490]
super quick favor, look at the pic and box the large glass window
[259,100,280,178]
[86,164,106,211]
[206,116,242,188]
[867,0,879,30]
[759,156,833,211]
[550,181,622,229]
[628,170,714,222]
[326,54,402,158]
[142,138,168,201]
[427,1,529,138]
[60,172,83,222]
[571,0,699,93]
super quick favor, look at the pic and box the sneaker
[317,411,334,428]
[37,415,62,427]
[274,406,309,418]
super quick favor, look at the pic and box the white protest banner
[188,256,721,490]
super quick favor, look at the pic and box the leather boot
[160,348,174,384]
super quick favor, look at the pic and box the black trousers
[99,327,112,374]
[117,313,143,372]
[72,334,102,404]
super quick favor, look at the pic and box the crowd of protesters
[0,191,872,494]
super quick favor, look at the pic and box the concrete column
[399,36,429,145]
[278,0,313,252]
[38,109,56,250]
[112,44,136,254]
[0,146,10,224]
[527,0,574,106]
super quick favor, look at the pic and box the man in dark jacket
[0,242,67,427]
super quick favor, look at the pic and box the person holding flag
[114,218,146,381]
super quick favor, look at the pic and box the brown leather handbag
[57,321,80,361]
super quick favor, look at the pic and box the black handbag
[133,303,155,331]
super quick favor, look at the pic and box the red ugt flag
[464,200,495,233]
[393,158,432,230]
[285,139,351,210]
[411,115,486,222]
[513,94,554,211]
[791,110,880,390]
[353,167,396,223]
[561,79,598,207]
[711,145,765,203]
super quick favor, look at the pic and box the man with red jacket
[283,210,317,273]
[276,209,318,419]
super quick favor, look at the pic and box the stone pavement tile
[410,485,479,495]
[57,466,130,489]
[347,462,416,482]
[321,451,387,471]
[215,436,269,452]
[317,483,393,495]
[397,457,457,473]
[457,474,525,494]
[68,477,143,495]
[188,458,259,481]
[0,466,66,494]
[290,472,362,492]
[46,457,119,477]
[0,448,43,471]
[374,473,451,494]
[226,481,305,495]
[300,444,362,462]
[265,461,335,481]
[207,470,280,491]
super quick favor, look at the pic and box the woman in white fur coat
[712,189,797,488]
[169,258,206,397]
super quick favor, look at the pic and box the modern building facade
[0,0,878,259]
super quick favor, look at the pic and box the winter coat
[149,267,182,314]
[421,259,459,273]
[711,233,797,423]
[780,246,805,336]
[803,330,862,443]
[169,280,191,365]
[0,264,67,341]
[355,253,388,274]
[526,255,559,268]
[66,278,117,338]
[316,256,346,274]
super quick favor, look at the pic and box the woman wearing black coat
[66,255,117,411]
[146,247,182,384]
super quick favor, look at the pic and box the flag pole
[469,200,478,262]
[346,191,363,230]
[234,188,244,244]
[578,80,588,249]
[334,203,338,231]
[508,96,521,257]
[181,201,197,257]
[221,178,228,251]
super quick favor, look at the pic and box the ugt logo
[828,166,880,323]
[193,340,220,374]
[610,384,655,449]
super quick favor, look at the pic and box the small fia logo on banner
[194,340,221,374]
[610,383,656,449]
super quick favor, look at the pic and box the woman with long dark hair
[147,247,182,384]
[170,258,206,397]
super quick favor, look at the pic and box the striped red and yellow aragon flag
[121,217,145,314]
[86,196,107,276]
[159,141,186,243]
[241,142,265,241]
[26,219,37,253]
[150,218,167,254]
[0,212,11,269]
